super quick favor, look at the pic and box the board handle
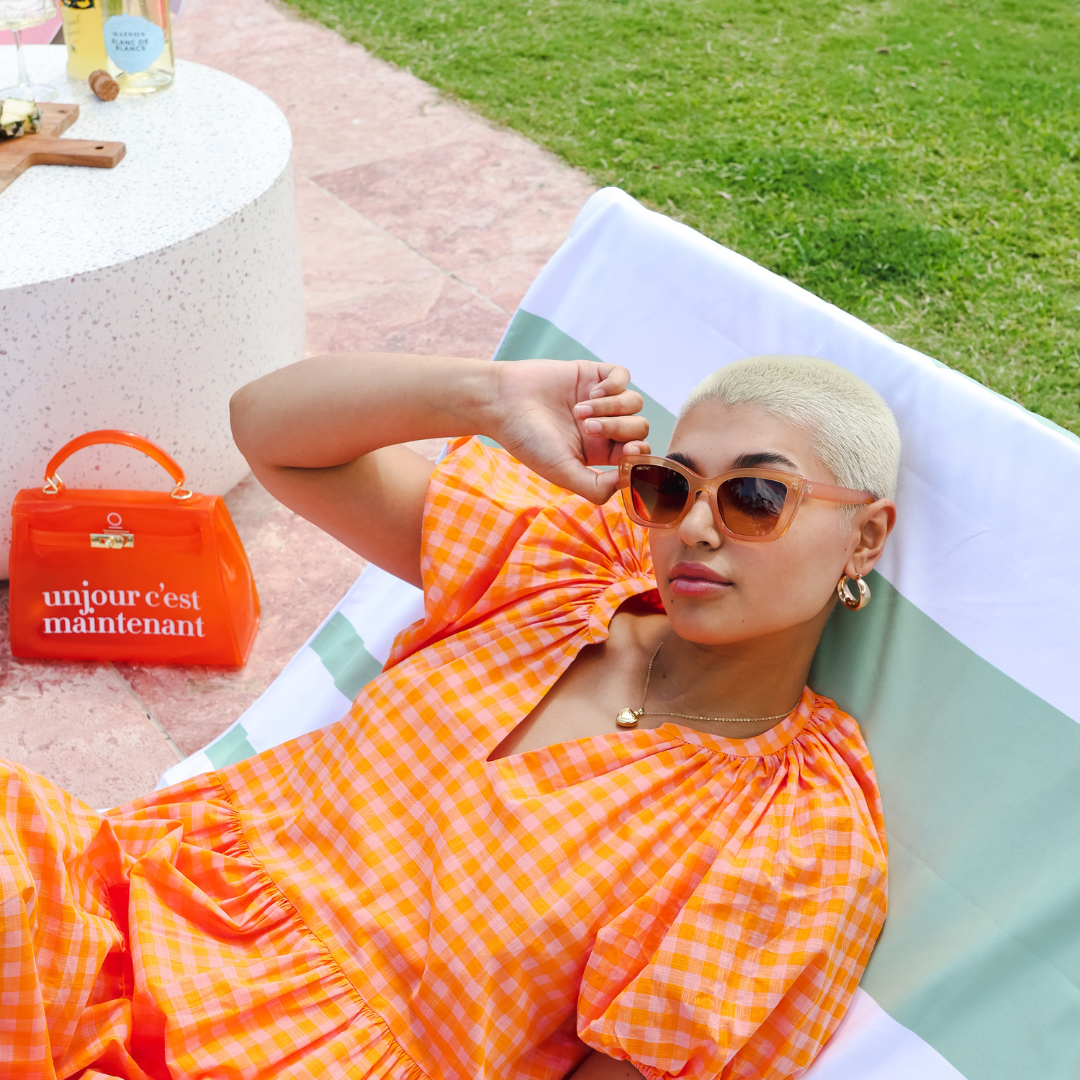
[12,137,126,169]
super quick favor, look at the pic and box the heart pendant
[616,708,642,729]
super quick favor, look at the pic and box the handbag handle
[43,429,194,500]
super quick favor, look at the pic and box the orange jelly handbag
[9,430,260,666]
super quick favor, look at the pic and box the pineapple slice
[0,98,43,139]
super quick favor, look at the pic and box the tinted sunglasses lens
[629,464,690,524]
[717,477,789,536]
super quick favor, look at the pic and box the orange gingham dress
[1,438,887,1080]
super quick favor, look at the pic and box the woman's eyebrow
[666,449,801,473]
[666,450,699,471]
[733,451,800,471]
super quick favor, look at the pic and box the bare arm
[230,353,649,587]
[567,1052,648,1080]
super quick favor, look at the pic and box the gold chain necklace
[615,639,799,729]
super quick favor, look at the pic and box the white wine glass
[0,0,59,102]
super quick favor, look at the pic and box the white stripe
[243,654,351,753]
[157,748,214,788]
[805,989,968,1080]
[520,188,1080,723]
[334,565,425,664]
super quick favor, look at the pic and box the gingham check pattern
[1,438,885,1080]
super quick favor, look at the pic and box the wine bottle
[100,0,174,94]
[60,0,110,81]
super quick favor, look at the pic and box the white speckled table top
[0,45,292,289]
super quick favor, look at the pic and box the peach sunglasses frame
[618,454,875,543]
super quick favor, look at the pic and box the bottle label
[103,14,164,71]
[62,0,95,8]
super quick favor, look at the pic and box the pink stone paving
[0,0,595,808]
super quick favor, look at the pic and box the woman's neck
[637,610,829,739]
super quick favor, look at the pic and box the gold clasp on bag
[90,532,135,549]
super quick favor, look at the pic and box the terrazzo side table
[0,46,304,578]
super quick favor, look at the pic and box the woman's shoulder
[679,686,884,837]
[801,687,875,763]
[798,687,886,846]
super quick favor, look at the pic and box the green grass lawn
[284,0,1080,434]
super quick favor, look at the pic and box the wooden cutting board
[0,102,125,194]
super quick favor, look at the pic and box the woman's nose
[677,491,723,547]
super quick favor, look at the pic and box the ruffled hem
[114,772,431,1080]
[0,760,428,1080]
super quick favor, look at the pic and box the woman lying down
[4,353,898,1080]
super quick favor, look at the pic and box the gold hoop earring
[837,574,871,611]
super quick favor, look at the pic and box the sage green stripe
[495,309,676,454]
[310,612,384,701]
[205,723,258,770]
[498,310,1080,1079]
[811,573,1080,1080]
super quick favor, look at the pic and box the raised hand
[489,359,651,504]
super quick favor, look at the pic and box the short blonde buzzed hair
[679,355,901,501]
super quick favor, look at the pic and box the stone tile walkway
[0,0,595,808]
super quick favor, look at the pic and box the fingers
[590,469,623,504]
[586,364,633,400]
[494,358,652,505]
[574,388,644,420]
[614,439,651,460]
[580,414,650,444]
[555,461,622,505]
[554,440,653,504]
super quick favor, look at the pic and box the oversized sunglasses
[618,455,875,542]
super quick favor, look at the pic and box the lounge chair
[160,187,1080,1080]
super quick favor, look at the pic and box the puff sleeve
[387,436,661,668]
[575,703,887,1080]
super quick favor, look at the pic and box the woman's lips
[669,562,733,597]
